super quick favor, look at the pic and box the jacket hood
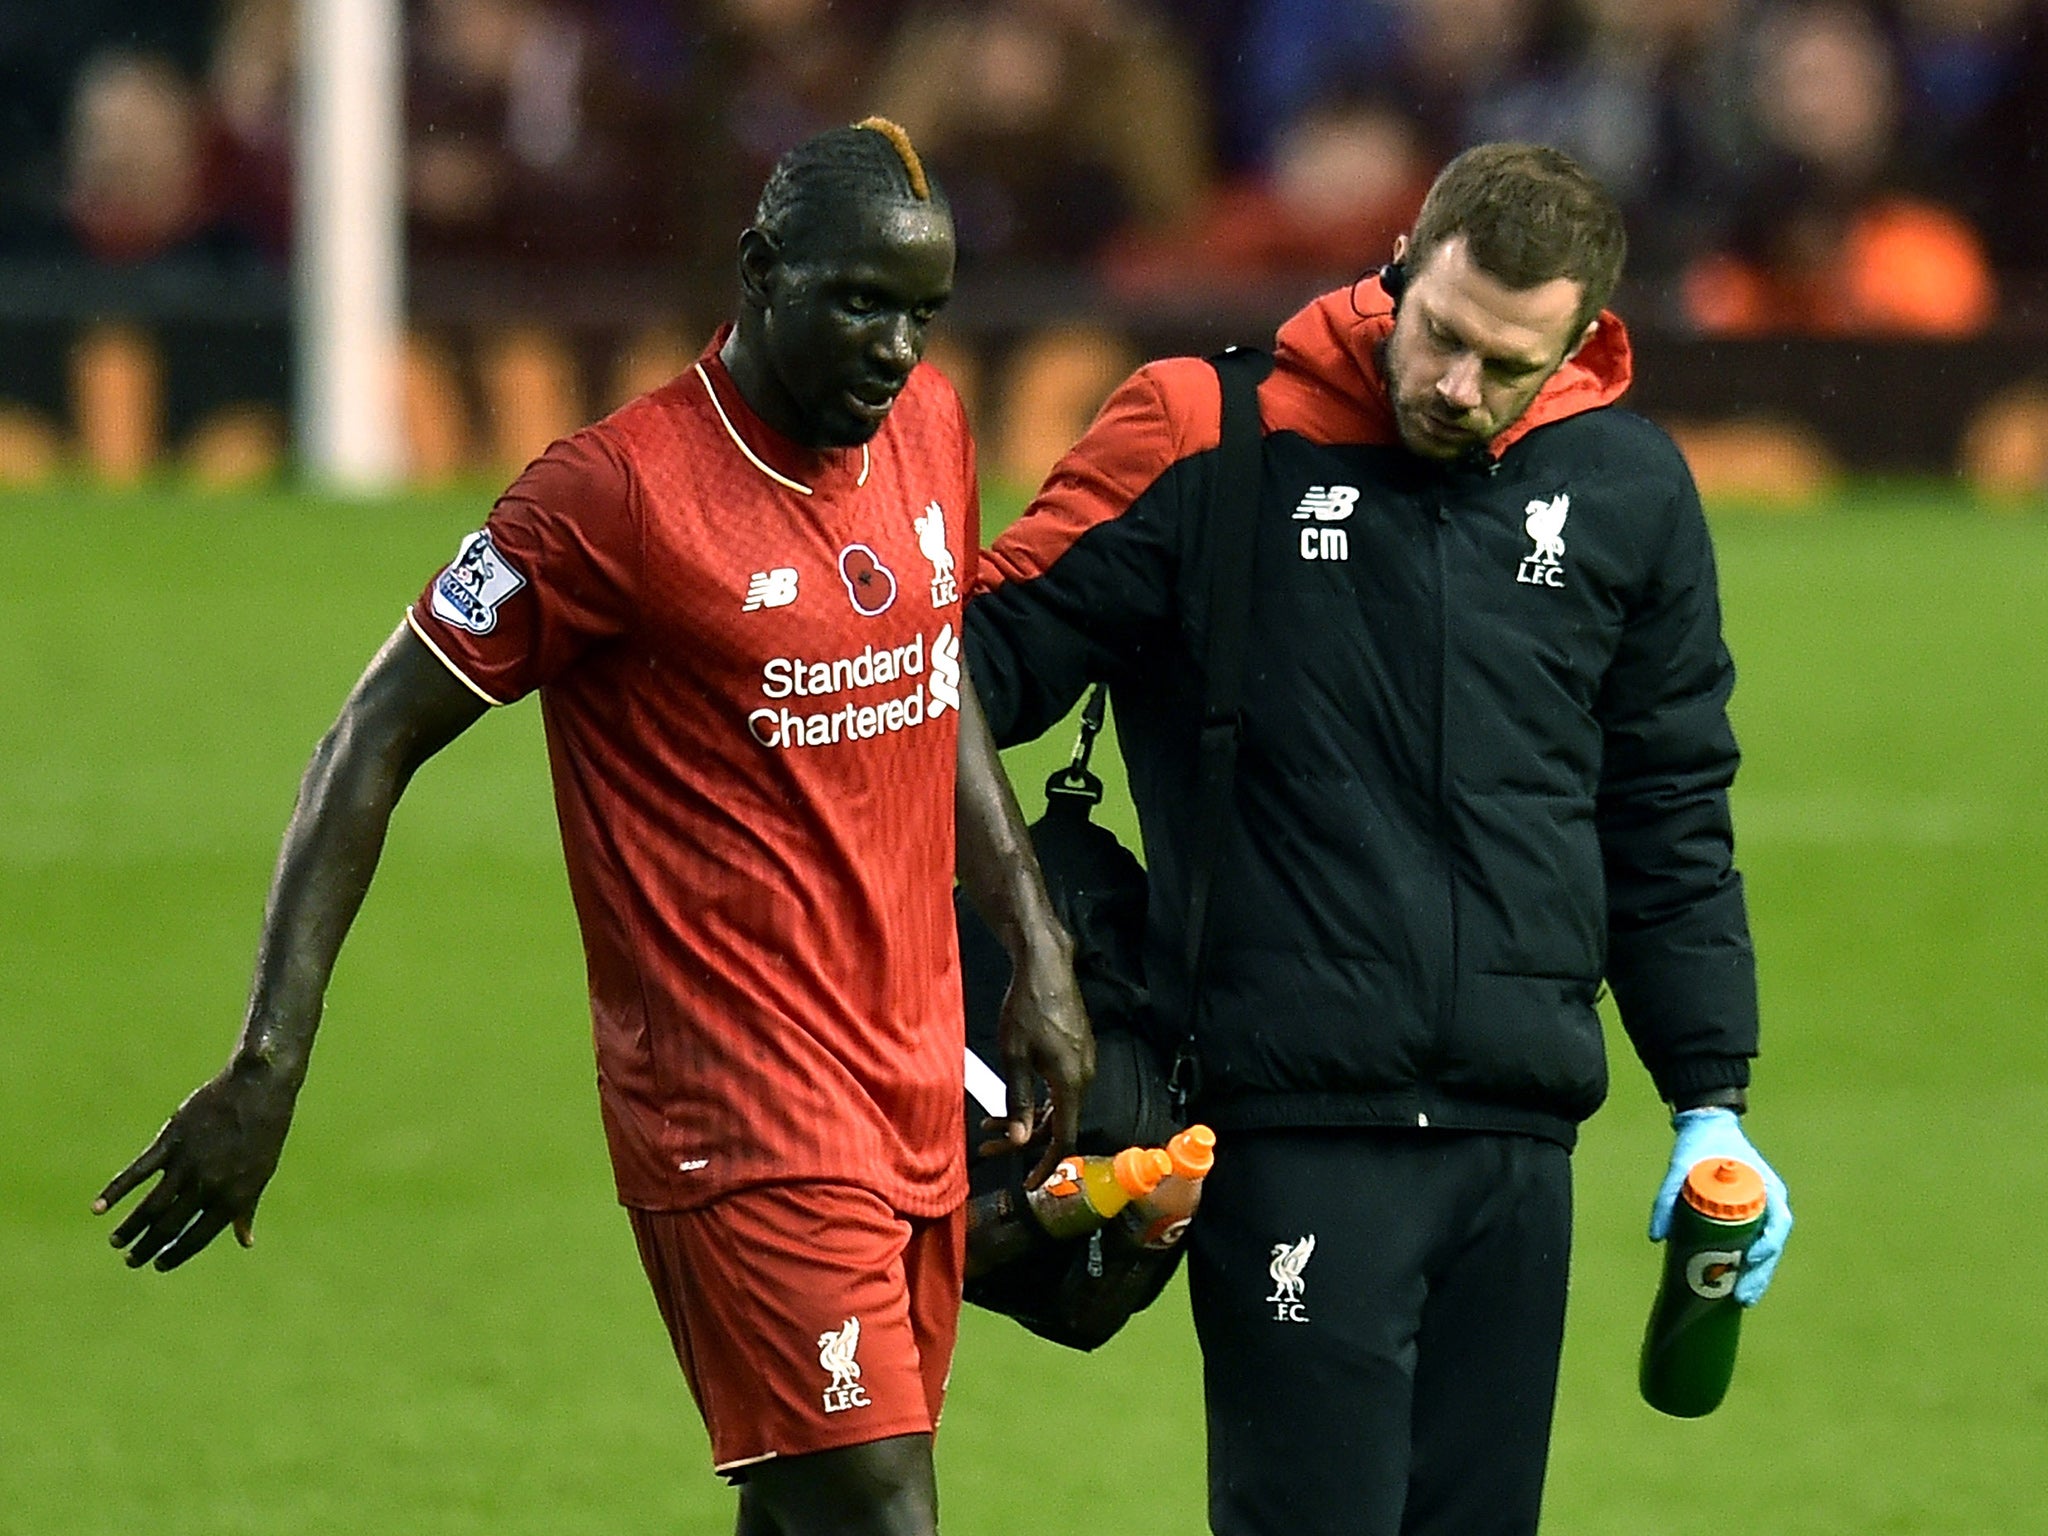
[1269,275,1634,458]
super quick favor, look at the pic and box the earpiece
[1348,259,1408,320]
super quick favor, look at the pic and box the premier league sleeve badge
[430,530,528,635]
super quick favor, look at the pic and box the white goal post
[296,0,403,491]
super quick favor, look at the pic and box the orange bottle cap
[1167,1124,1217,1179]
[1113,1146,1174,1197]
[1681,1157,1767,1221]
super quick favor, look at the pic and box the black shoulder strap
[1170,345,1272,1110]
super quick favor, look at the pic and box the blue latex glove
[1649,1107,1793,1306]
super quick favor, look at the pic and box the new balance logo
[744,567,799,611]
[1293,486,1358,522]
[1294,486,1356,562]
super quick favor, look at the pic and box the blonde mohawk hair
[854,116,932,202]
[753,117,947,242]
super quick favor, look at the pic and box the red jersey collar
[694,325,872,496]
[1273,275,1635,459]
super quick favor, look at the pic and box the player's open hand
[93,1063,299,1271]
[993,929,1095,1188]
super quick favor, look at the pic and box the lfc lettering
[818,1318,870,1414]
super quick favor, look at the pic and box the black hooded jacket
[966,280,1757,1148]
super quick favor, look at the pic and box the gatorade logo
[1684,1248,1744,1301]
[1040,1157,1086,1199]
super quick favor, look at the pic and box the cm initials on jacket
[966,276,1757,1149]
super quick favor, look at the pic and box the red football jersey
[408,335,977,1215]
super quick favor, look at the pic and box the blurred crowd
[6,0,2048,324]
[3,0,2048,488]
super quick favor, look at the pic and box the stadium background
[3,3,2046,1532]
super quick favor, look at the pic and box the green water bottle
[1639,1157,1768,1417]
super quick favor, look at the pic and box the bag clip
[1044,683,1109,808]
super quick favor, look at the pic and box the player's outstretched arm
[953,668,1094,1187]
[93,623,489,1271]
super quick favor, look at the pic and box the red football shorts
[628,1184,965,1477]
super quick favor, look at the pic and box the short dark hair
[753,117,945,250]
[1406,143,1627,335]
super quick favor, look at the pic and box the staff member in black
[965,142,1793,1536]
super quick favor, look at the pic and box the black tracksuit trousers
[1188,1128,1573,1536]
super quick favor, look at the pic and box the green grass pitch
[3,481,2044,1533]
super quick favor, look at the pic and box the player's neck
[720,324,815,449]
